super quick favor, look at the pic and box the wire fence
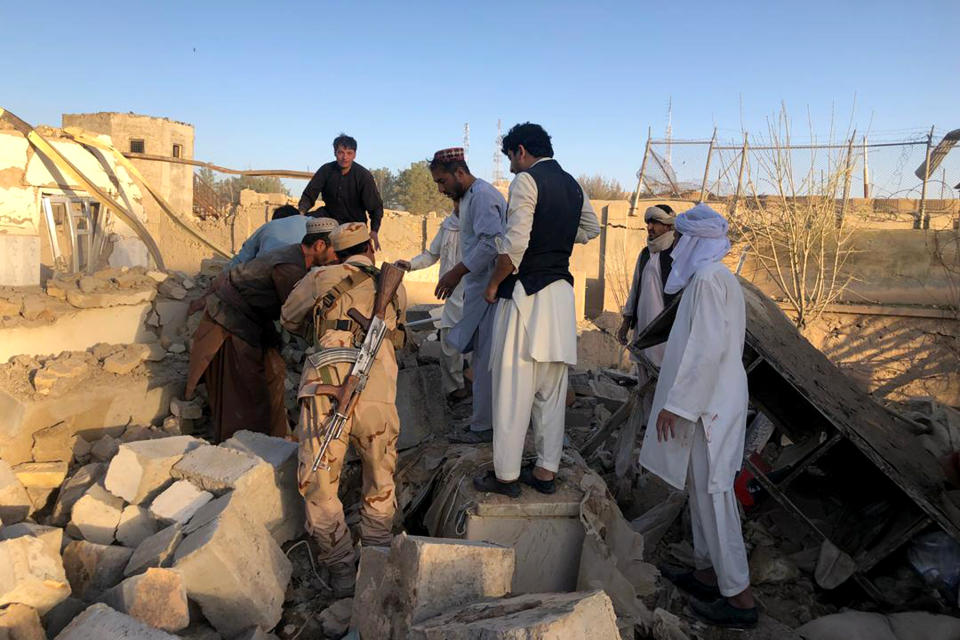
[629,126,960,229]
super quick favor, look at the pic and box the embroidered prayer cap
[305,216,338,235]
[331,222,371,250]
[644,205,676,225]
[432,147,465,163]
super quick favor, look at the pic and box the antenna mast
[493,118,503,184]
[665,96,673,166]
[463,123,470,162]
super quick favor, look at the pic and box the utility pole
[862,135,870,199]
[463,123,470,162]
[492,119,503,184]
[699,127,717,203]
[919,125,935,228]
[665,97,673,167]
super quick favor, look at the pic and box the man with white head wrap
[617,204,680,367]
[639,203,757,627]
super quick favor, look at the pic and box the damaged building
[1,107,959,640]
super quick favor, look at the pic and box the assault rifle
[308,262,405,472]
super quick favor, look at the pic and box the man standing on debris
[639,203,757,627]
[395,197,470,402]
[475,123,600,497]
[298,133,385,251]
[185,216,339,442]
[280,222,407,598]
[229,205,331,267]
[616,204,679,367]
[427,147,506,442]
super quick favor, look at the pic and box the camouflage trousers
[297,376,399,568]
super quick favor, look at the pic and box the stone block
[69,483,124,545]
[89,436,119,462]
[232,628,280,640]
[171,445,272,494]
[31,420,84,463]
[12,461,69,489]
[99,568,189,632]
[115,505,159,548]
[42,597,86,638]
[0,536,71,614]
[101,344,151,375]
[589,378,629,411]
[220,431,304,544]
[53,603,178,640]
[176,622,222,640]
[65,287,156,309]
[158,280,187,300]
[149,480,213,525]
[318,598,353,638]
[408,590,622,640]
[351,545,391,634]
[61,540,133,602]
[0,459,31,524]
[31,356,89,395]
[169,398,202,419]
[51,463,105,527]
[124,523,183,577]
[0,603,45,640]
[357,534,515,639]
[173,509,291,637]
[0,522,64,558]
[25,487,56,515]
[397,365,449,450]
[145,342,166,362]
[104,435,203,504]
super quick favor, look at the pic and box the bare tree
[731,109,857,330]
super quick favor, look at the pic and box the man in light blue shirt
[230,205,332,267]
[429,147,506,443]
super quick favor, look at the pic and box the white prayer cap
[664,204,731,294]
[644,205,676,224]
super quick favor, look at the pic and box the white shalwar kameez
[491,159,600,481]
[408,213,464,394]
[638,207,750,597]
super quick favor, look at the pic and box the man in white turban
[617,204,679,367]
[639,203,757,627]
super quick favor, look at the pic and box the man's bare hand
[484,282,499,304]
[656,409,681,442]
[435,264,466,300]
[370,231,381,252]
[616,319,631,346]
[395,259,412,271]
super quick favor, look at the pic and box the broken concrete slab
[99,567,189,632]
[124,523,182,577]
[51,463,105,527]
[171,445,272,494]
[0,522,64,558]
[69,483,124,545]
[796,610,960,640]
[102,344,151,375]
[25,486,56,515]
[749,545,800,585]
[169,398,202,419]
[318,598,353,638]
[115,505,159,548]
[104,435,203,504]
[31,356,89,395]
[61,540,133,602]
[0,459,32,524]
[408,590,621,640]
[173,509,291,637]
[89,435,120,462]
[149,480,213,525]
[397,365,450,450]
[351,544,391,636]
[0,603,45,640]
[357,534,515,640]
[54,603,178,640]
[588,378,629,411]
[31,419,83,463]
[232,628,280,640]
[12,460,69,489]
[221,430,297,469]
[0,536,71,614]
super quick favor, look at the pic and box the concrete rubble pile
[0,421,301,638]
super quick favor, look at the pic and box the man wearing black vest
[617,204,680,368]
[475,122,600,497]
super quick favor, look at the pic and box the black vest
[637,242,679,308]
[498,159,583,299]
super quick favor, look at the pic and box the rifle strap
[312,263,403,348]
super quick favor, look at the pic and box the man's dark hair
[301,232,331,247]
[501,122,553,159]
[272,205,299,220]
[335,241,371,262]
[333,133,357,151]
[428,157,471,175]
[655,204,675,215]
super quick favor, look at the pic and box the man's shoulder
[691,262,735,289]
[350,162,372,177]
[471,178,507,204]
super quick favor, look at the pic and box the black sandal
[473,470,520,498]
[659,564,722,601]
[519,464,556,494]
[689,597,758,628]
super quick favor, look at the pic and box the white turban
[664,203,731,294]
[644,206,676,225]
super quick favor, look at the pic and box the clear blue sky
[2,0,958,195]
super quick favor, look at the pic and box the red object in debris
[735,453,770,508]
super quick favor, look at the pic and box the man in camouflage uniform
[280,222,406,596]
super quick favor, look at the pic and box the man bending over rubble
[280,222,408,598]
[185,216,339,442]
[639,204,757,628]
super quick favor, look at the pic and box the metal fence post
[730,133,749,217]
[629,128,652,217]
[699,128,717,203]
[838,132,855,227]
[919,125,934,228]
